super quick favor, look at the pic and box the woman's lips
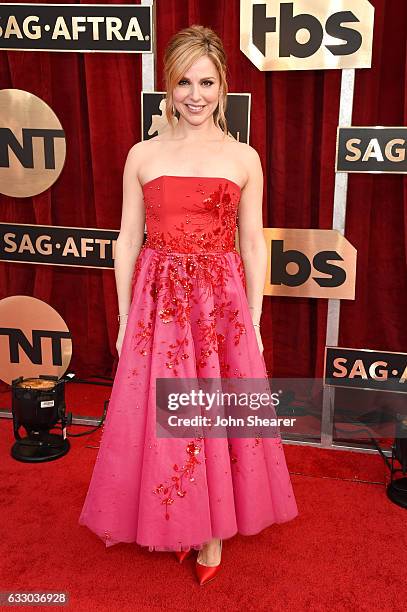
[185,104,206,113]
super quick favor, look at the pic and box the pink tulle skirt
[78,246,298,551]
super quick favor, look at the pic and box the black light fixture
[274,389,308,417]
[386,413,407,509]
[11,374,72,463]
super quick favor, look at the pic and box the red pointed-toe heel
[195,540,222,585]
[174,548,193,563]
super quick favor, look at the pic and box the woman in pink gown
[79,24,298,585]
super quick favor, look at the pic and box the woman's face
[172,55,221,125]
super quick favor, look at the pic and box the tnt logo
[240,0,374,71]
[0,89,66,198]
[0,296,72,385]
[0,128,65,169]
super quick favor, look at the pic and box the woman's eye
[178,80,214,86]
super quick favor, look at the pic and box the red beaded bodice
[142,175,241,253]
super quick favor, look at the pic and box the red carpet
[1,383,406,611]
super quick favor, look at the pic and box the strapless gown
[78,175,298,551]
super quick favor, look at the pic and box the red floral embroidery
[144,182,238,254]
[134,178,254,519]
[152,439,203,520]
[133,317,154,357]
[131,251,247,377]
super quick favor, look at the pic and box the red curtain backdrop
[0,0,406,383]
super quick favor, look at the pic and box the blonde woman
[79,25,298,586]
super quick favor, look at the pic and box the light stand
[386,413,407,509]
[11,375,72,463]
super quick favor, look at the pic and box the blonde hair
[163,25,228,135]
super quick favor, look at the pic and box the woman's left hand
[253,325,264,353]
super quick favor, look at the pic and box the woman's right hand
[116,324,127,357]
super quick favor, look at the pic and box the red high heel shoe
[174,548,193,563]
[195,540,222,585]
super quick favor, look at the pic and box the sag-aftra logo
[240,0,374,71]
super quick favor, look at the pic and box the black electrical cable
[66,399,109,437]
[369,436,393,471]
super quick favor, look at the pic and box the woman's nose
[189,83,202,101]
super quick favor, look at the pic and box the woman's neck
[170,118,225,142]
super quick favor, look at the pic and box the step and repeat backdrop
[0,1,405,446]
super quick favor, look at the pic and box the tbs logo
[240,0,375,71]
[263,229,357,300]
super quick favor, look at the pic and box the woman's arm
[115,142,146,323]
[237,146,267,328]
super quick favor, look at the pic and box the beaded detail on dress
[78,175,298,553]
[142,175,240,254]
[129,176,248,378]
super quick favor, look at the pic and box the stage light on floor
[386,413,407,509]
[11,375,72,463]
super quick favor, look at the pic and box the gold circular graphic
[0,88,66,197]
[0,296,72,385]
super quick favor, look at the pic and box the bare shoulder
[234,140,261,162]
[127,137,157,157]
[228,140,262,186]
[124,138,158,171]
